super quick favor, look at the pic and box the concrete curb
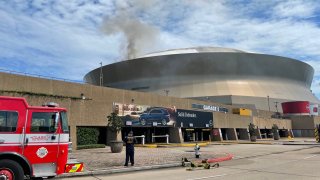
[135,142,210,148]
[57,163,181,178]
[212,141,273,145]
[135,144,158,148]
[214,141,320,146]
[281,143,320,146]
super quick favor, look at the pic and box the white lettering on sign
[192,103,228,113]
[36,147,48,158]
[178,112,197,118]
[203,105,219,111]
[30,135,51,141]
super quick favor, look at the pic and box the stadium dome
[84,47,319,111]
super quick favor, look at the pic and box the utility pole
[267,95,270,112]
[99,62,103,86]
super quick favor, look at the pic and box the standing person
[194,143,200,158]
[124,131,136,166]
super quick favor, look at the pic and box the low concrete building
[0,72,317,149]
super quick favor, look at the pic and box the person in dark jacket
[124,131,136,166]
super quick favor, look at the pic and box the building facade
[1,72,319,149]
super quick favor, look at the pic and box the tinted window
[150,110,161,114]
[61,112,69,133]
[0,111,18,132]
[31,112,57,133]
[162,109,169,115]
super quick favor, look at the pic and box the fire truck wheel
[0,159,24,180]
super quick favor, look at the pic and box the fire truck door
[23,111,60,177]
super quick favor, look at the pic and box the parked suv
[139,108,170,126]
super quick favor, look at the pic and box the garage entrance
[182,128,212,142]
[122,127,169,144]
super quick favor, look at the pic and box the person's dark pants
[125,149,134,166]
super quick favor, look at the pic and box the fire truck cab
[0,96,82,179]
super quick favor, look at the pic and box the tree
[107,112,123,134]
[248,123,257,142]
[107,112,124,153]
[248,123,256,136]
[272,124,280,140]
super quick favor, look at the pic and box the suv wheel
[161,119,167,126]
[140,119,146,126]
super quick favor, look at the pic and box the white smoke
[102,0,160,60]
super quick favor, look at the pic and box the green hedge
[77,127,100,145]
[76,144,106,150]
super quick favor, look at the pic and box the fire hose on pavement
[182,154,233,170]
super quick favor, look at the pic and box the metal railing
[151,134,169,144]
[134,135,145,145]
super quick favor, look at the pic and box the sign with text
[113,102,176,127]
[175,109,213,128]
[113,102,214,128]
[192,103,228,113]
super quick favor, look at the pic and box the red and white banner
[282,101,318,116]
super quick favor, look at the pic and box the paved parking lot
[63,143,320,180]
[70,144,227,171]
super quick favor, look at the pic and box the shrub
[77,127,100,145]
[248,123,256,136]
[272,124,279,132]
[76,144,106,150]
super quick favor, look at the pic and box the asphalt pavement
[58,138,320,179]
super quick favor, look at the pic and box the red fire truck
[0,96,83,179]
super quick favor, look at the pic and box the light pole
[267,95,270,112]
[99,62,103,86]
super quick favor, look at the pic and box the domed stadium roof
[84,46,319,111]
[139,46,248,58]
